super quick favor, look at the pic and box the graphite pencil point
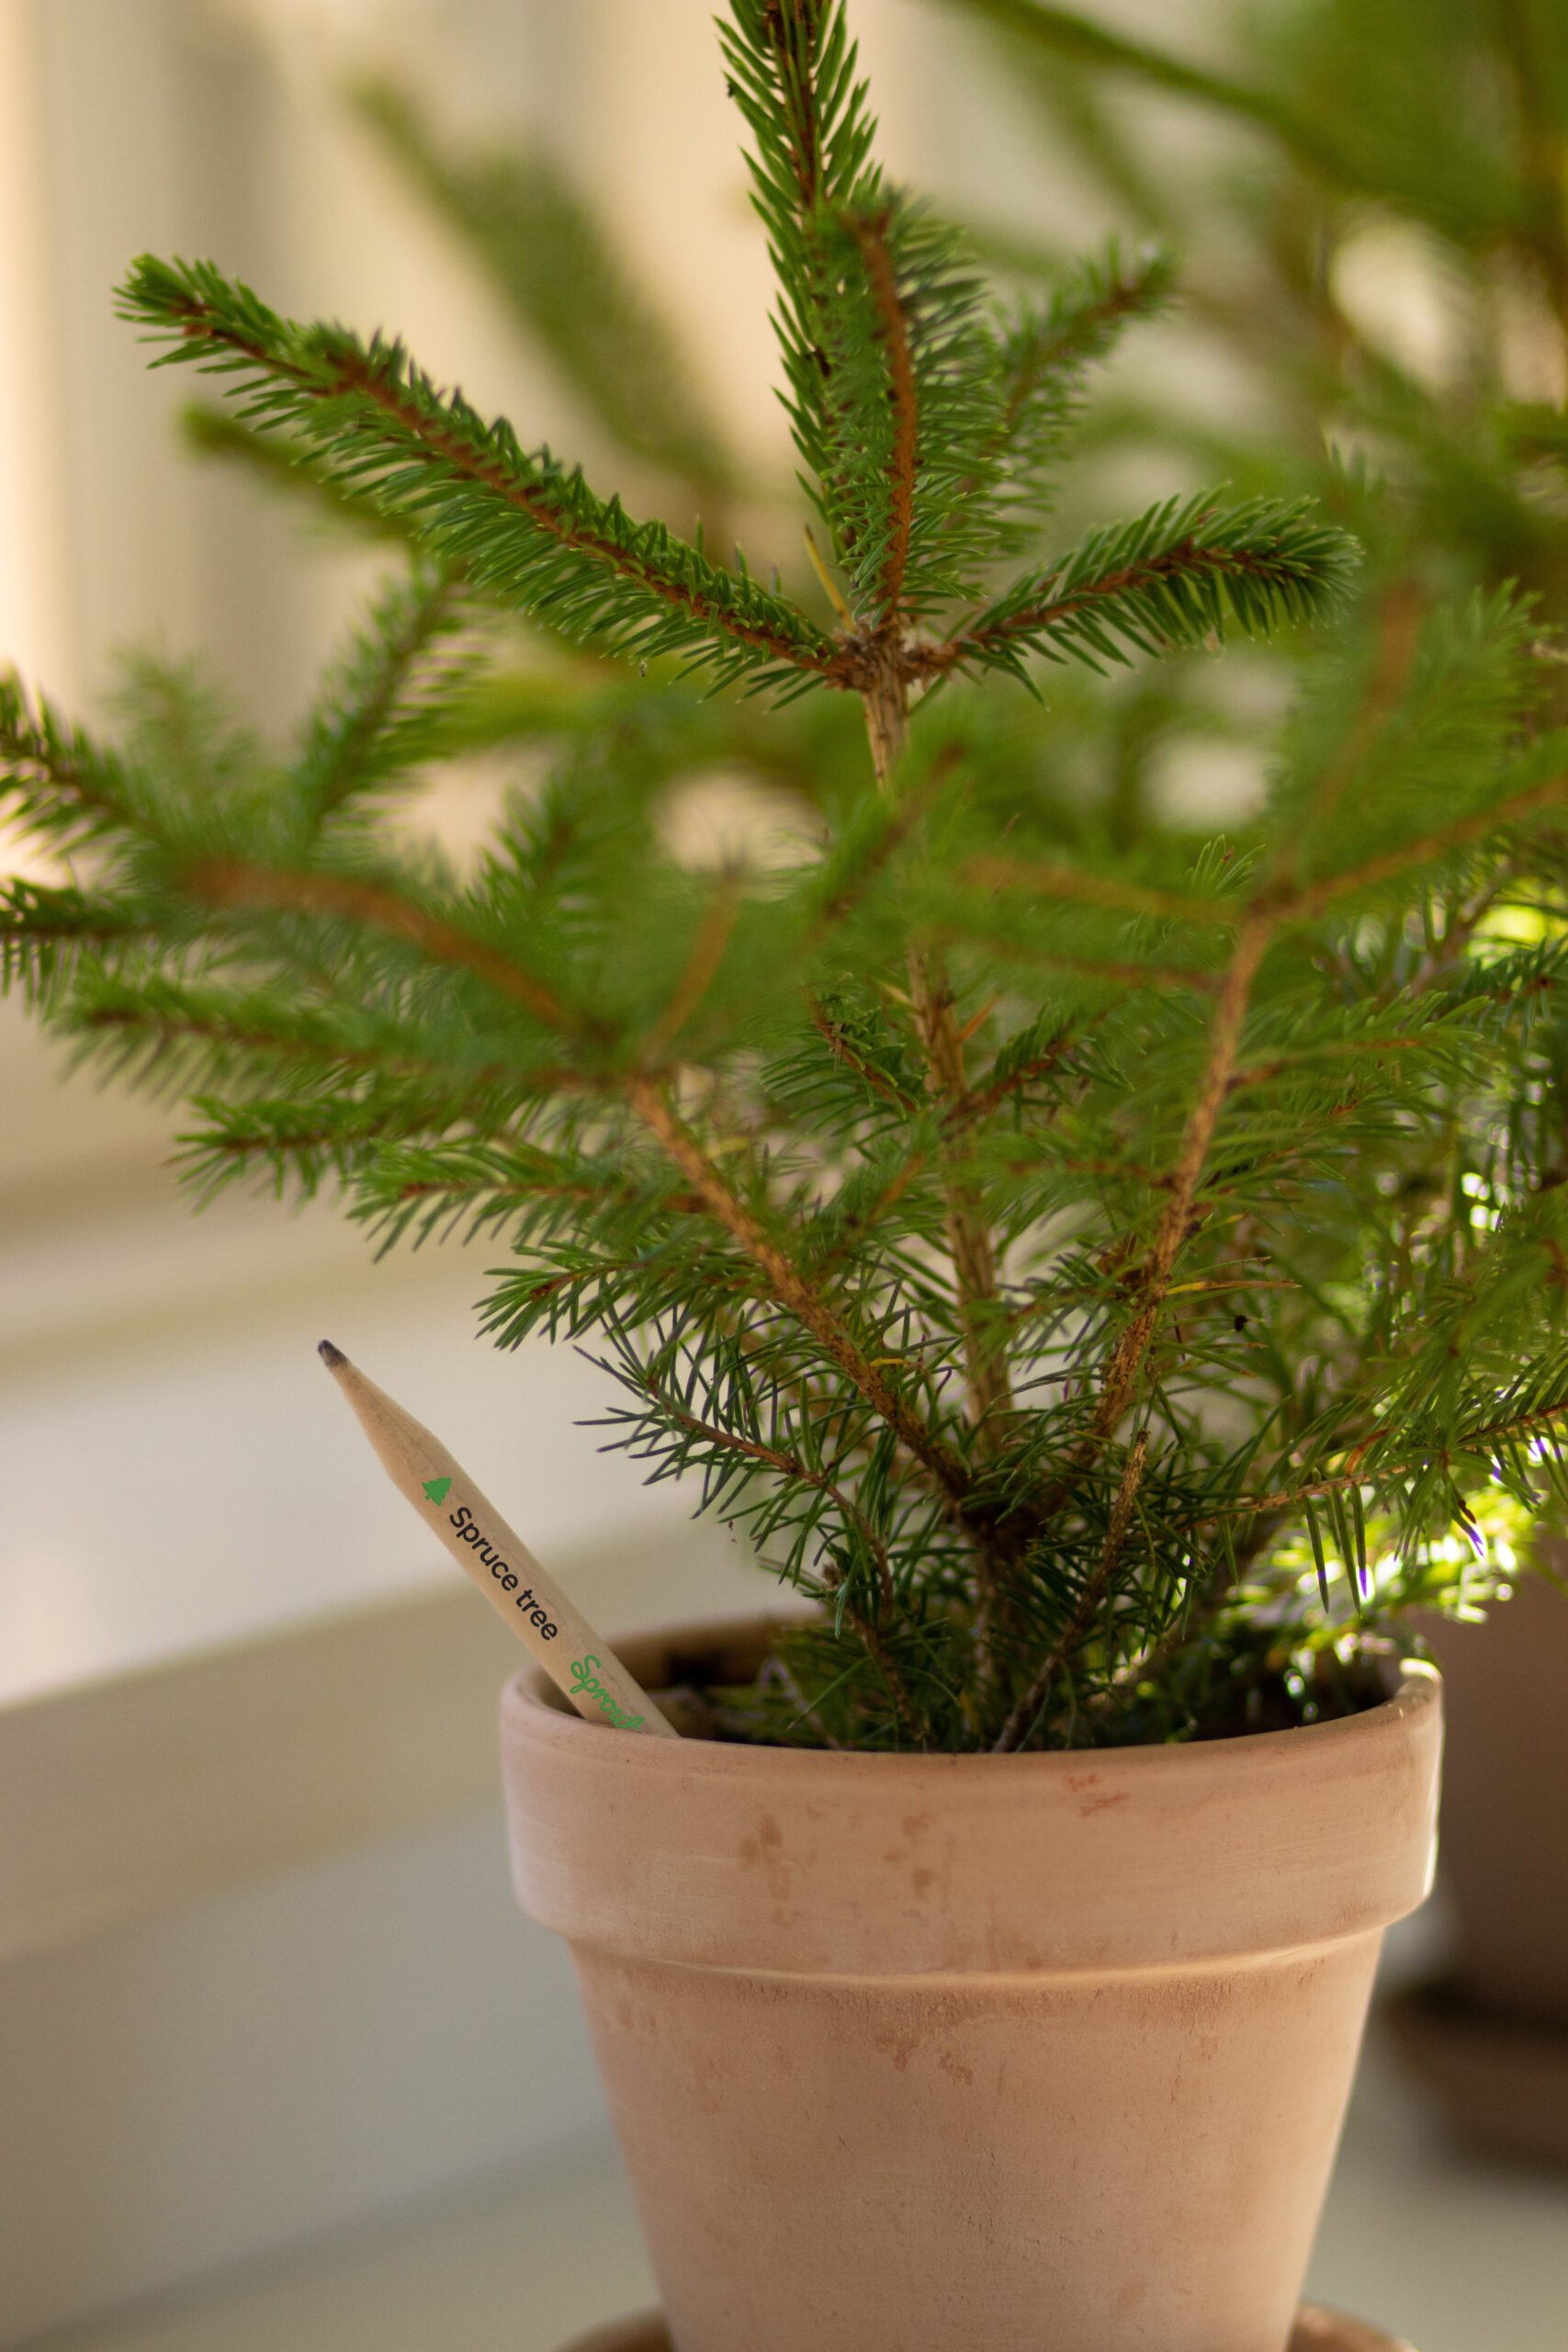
[318,1339,346,1368]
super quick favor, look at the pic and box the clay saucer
[558,2308,1414,2351]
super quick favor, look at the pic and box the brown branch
[994,1429,1149,1752]
[1278,771,1568,922]
[152,299,833,680]
[964,857,1237,927]
[1276,580,1425,881]
[945,1035,1085,1131]
[953,928,1223,996]
[808,995,920,1112]
[918,535,1293,681]
[627,1075,976,1514]
[844,209,918,624]
[1227,1034,1432,1091]
[188,858,577,1033]
[1089,910,1274,1445]
[647,876,740,1054]
[650,1386,897,1622]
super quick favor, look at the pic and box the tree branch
[299,569,463,821]
[1198,1392,1568,1528]
[1089,910,1274,1444]
[76,1002,502,1090]
[994,1427,1148,1750]
[964,855,1237,925]
[951,928,1224,995]
[944,1023,1101,1130]
[646,876,740,1054]
[627,1074,977,1513]
[808,994,922,1112]
[844,207,919,625]
[639,1369,931,1747]
[0,678,141,841]
[1278,770,1568,921]
[920,533,1304,679]
[648,1383,897,1620]
[1274,580,1425,882]
[131,279,835,680]
[187,858,578,1033]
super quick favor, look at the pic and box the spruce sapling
[6,0,1568,1750]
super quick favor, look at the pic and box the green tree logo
[422,1476,452,1505]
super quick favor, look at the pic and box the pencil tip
[318,1339,346,1370]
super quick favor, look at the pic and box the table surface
[23,2037,1568,2352]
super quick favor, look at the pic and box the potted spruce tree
[6,4,1568,2345]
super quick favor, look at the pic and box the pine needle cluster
[6,0,1568,1750]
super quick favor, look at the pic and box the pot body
[502,1618,1441,2352]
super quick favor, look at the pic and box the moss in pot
[7,3,1568,2343]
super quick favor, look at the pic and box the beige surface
[19,2134,657,2352]
[22,2033,1568,2352]
[0,1522,763,1966]
[0,1579,515,1964]
[0,1801,613,2343]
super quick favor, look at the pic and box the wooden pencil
[319,1340,679,1737]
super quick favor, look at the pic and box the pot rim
[505,1606,1440,1777]
[502,1611,1443,1973]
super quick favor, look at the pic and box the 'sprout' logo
[422,1476,453,1504]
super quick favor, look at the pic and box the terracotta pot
[1386,1568,1568,2163]
[502,1616,1441,2352]
[556,2310,1417,2352]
